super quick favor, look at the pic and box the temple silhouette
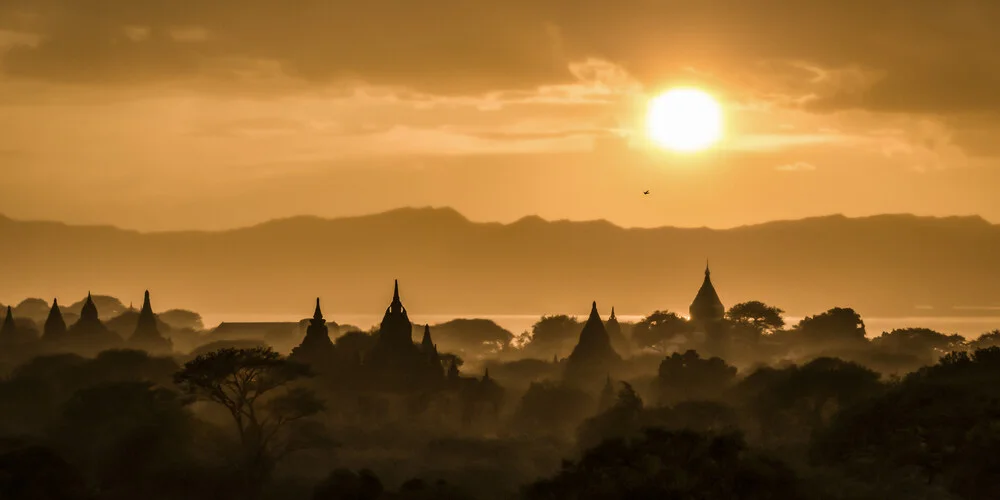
[288,297,336,368]
[65,292,123,356]
[42,298,68,342]
[563,301,622,388]
[690,262,726,324]
[0,265,727,409]
[127,290,172,354]
[365,280,445,392]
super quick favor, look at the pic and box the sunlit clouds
[0,1,998,230]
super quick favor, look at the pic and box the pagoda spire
[313,297,323,320]
[1,306,14,337]
[609,306,616,321]
[588,301,601,322]
[130,290,172,353]
[421,324,434,349]
[134,290,158,334]
[43,298,67,340]
[389,279,404,314]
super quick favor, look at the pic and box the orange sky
[1,1,999,231]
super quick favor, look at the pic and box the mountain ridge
[1,207,998,320]
[0,207,994,235]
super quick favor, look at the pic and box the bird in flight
[643,190,650,195]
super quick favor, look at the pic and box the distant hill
[1,207,998,320]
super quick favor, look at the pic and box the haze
[6,3,1000,500]
[2,1,1000,231]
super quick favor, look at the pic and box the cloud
[1,0,998,116]
[776,162,817,172]
[4,0,1000,162]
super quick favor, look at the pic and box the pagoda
[42,298,68,341]
[68,292,123,355]
[289,298,336,367]
[419,324,442,370]
[563,301,622,388]
[365,280,444,391]
[0,306,16,342]
[128,291,172,354]
[689,263,725,324]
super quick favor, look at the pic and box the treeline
[2,342,1000,499]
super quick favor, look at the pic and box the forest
[1,289,999,500]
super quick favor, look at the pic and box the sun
[646,88,723,152]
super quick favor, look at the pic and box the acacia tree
[174,347,326,497]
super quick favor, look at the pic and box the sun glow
[646,88,723,152]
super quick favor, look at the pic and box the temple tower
[365,280,443,391]
[43,298,68,341]
[129,291,173,354]
[68,292,122,355]
[289,298,336,366]
[564,301,622,388]
[0,306,16,340]
[689,263,725,324]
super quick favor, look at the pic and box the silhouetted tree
[313,468,383,500]
[174,347,326,497]
[13,298,50,324]
[512,381,593,437]
[52,381,194,497]
[968,330,1000,351]
[795,307,867,346]
[418,319,516,357]
[0,445,90,500]
[525,428,805,499]
[577,381,644,451]
[813,347,1000,500]
[737,357,882,445]
[393,478,475,500]
[158,309,205,331]
[871,328,965,368]
[727,301,786,334]
[630,311,693,352]
[655,350,737,405]
[522,315,582,359]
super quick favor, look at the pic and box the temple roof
[44,298,67,338]
[80,292,99,322]
[689,263,725,322]
[567,301,621,364]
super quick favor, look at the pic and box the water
[200,312,1000,340]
